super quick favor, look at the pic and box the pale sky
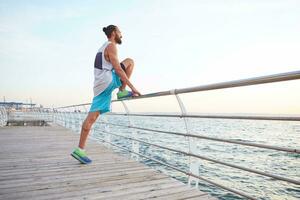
[1,0,299,114]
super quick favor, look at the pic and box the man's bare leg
[78,111,100,149]
[119,58,134,91]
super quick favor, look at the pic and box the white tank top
[93,41,114,97]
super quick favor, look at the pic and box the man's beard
[115,36,122,44]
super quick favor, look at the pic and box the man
[71,25,141,164]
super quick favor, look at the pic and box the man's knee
[128,58,134,66]
[124,58,134,68]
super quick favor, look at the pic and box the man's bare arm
[106,43,140,95]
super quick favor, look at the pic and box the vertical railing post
[57,109,61,125]
[75,106,80,133]
[68,107,73,130]
[42,108,45,121]
[35,107,38,120]
[173,92,200,189]
[0,107,3,126]
[66,108,70,128]
[40,108,44,121]
[52,108,56,124]
[74,106,79,132]
[68,107,73,129]
[60,109,64,125]
[60,109,64,126]
[70,107,76,131]
[73,106,78,131]
[4,107,7,126]
[90,110,96,138]
[102,116,111,147]
[63,108,68,127]
[79,105,87,134]
[3,107,5,126]
[65,108,69,128]
[37,107,42,121]
[55,109,59,124]
[0,107,2,126]
[0,106,6,127]
[30,107,33,120]
[31,107,35,120]
[121,101,139,160]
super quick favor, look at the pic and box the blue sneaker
[117,90,133,99]
[71,148,92,164]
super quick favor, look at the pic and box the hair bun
[102,27,107,32]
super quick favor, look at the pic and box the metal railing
[0,106,8,127]
[11,70,300,199]
[53,70,300,200]
[0,107,53,126]
[111,70,300,101]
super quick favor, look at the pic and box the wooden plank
[0,160,141,176]
[1,172,168,195]
[145,187,210,200]
[0,173,171,200]
[0,124,215,200]
[0,167,154,189]
[32,179,182,200]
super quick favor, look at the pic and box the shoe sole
[71,153,91,164]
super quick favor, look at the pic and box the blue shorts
[89,70,122,114]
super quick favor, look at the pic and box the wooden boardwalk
[0,123,215,200]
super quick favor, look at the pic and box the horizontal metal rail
[95,134,257,200]
[111,70,300,102]
[100,129,300,185]
[101,121,300,154]
[55,103,90,109]
[55,70,300,109]
[108,112,300,122]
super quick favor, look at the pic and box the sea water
[91,115,299,200]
